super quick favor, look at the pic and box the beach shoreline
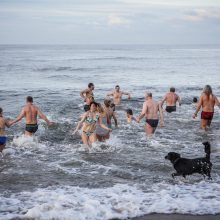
[131,214,220,220]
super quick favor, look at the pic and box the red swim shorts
[201,111,214,120]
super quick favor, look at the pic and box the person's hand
[193,113,197,119]
[8,121,14,127]
[136,118,140,123]
[108,128,112,132]
[48,121,55,127]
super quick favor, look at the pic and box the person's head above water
[170,87,175,92]
[193,97,198,103]
[115,85,120,91]
[88,83,95,90]
[89,101,99,112]
[145,92,152,99]
[104,99,111,107]
[126,109,133,116]
[0,107,2,116]
[203,85,212,96]
[26,96,33,103]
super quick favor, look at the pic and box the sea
[0,44,220,220]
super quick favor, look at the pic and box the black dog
[165,142,212,179]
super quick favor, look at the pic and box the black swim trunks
[25,124,38,133]
[84,104,90,112]
[146,119,159,128]
[166,106,176,113]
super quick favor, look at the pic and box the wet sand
[131,214,220,220]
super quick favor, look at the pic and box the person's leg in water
[89,133,97,145]
[81,132,90,149]
[145,124,155,136]
[0,144,6,153]
[207,119,212,127]
[201,119,208,130]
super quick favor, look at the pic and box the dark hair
[146,92,152,98]
[203,85,212,96]
[115,85,120,88]
[193,97,198,103]
[90,101,98,107]
[88,83,94,88]
[104,99,111,107]
[170,87,175,92]
[0,107,2,114]
[126,108,133,115]
[26,96,33,103]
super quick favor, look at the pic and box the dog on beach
[165,142,212,179]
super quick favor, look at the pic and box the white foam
[12,134,39,148]
[1,181,220,220]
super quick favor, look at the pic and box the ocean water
[0,44,220,220]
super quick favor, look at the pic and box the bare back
[200,93,216,112]
[145,100,159,119]
[0,117,6,136]
[24,104,39,124]
[165,92,178,106]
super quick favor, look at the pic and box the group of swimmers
[0,84,220,152]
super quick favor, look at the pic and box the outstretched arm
[73,113,87,134]
[159,102,164,127]
[137,102,147,122]
[161,95,167,108]
[37,108,52,126]
[122,91,131,99]
[215,96,220,109]
[193,96,202,118]
[10,108,25,125]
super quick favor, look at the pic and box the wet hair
[193,97,198,103]
[88,83,94,88]
[26,96,33,103]
[146,92,152,98]
[89,101,98,107]
[203,85,212,96]
[115,85,120,89]
[126,109,133,115]
[170,87,175,92]
[0,107,2,115]
[104,99,111,107]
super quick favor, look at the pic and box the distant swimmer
[10,96,53,136]
[80,83,95,112]
[107,85,131,105]
[193,85,220,130]
[73,102,112,148]
[161,87,181,113]
[137,93,164,136]
[126,109,137,123]
[0,108,12,152]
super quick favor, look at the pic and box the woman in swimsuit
[0,108,12,152]
[73,102,112,147]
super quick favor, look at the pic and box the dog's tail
[203,141,211,161]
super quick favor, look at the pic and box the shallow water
[0,44,220,220]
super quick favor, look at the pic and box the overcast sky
[0,0,220,44]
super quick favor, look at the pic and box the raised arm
[37,108,52,125]
[137,102,147,122]
[122,91,131,99]
[10,108,25,125]
[193,96,203,118]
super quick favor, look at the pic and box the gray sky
[0,0,220,44]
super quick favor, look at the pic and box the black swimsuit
[25,124,38,133]
[166,106,176,113]
[146,119,159,128]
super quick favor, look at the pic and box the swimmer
[80,83,95,112]
[10,96,53,136]
[107,85,131,105]
[161,87,181,113]
[193,85,220,130]
[0,108,12,152]
[126,109,137,123]
[137,93,164,136]
[73,102,112,148]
